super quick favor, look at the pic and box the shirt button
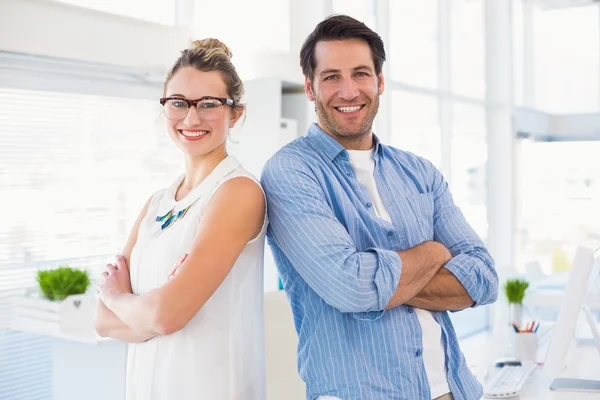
[415,350,422,357]
[407,307,414,313]
[366,202,372,208]
[387,231,394,237]
[346,171,352,177]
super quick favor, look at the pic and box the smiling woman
[93,38,267,400]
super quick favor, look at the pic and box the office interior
[0,0,599,399]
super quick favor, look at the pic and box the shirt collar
[306,123,384,161]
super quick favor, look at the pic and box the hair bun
[188,38,233,59]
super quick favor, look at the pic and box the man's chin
[334,122,371,138]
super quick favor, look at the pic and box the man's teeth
[181,131,208,137]
[336,105,362,113]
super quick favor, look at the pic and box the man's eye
[324,75,338,81]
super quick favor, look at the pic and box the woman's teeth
[336,105,363,113]
[180,130,208,137]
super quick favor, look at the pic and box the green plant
[37,266,90,301]
[504,278,529,304]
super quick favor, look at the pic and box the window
[0,60,182,397]
[516,140,600,275]
[390,91,441,168]
[533,5,600,113]
[450,0,485,99]
[0,88,180,264]
[332,0,376,30]
[389,1,438,89]
[513,0,525,107]
[52,0,176,25]
[451,103,488,240]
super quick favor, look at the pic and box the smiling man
[261,15,498,400]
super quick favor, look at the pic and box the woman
[94,38,267,400]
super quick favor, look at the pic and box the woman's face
[163,67,241,157]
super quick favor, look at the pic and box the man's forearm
[405,267,474,311]
[385,241,451,309]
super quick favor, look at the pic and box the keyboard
[483,363,538,398]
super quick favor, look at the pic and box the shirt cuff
[368,248,402,311]
[443,253,479,308]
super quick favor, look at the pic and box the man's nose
[338,79,360,101]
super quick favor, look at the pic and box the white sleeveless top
[126,156,267,400]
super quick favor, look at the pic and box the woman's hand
[97,255,133,307]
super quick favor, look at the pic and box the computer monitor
[543,240,600,392]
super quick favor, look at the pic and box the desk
[460,329,600,399]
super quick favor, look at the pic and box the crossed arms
[94,177,266,342]
[261,155,498,313]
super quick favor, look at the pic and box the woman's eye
[170,100,187,108]
[199,101,220,109]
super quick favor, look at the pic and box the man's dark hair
[300,15,386,82]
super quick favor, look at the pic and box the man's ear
[305,76,315,102]
[377,72,385,96]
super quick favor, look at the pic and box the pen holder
[514,332,537,362]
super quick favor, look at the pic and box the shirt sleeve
[429,162,499,307]
[261,154,402,313]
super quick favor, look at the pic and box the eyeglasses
[160,96,235,121]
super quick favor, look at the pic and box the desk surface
[460,329,600,399]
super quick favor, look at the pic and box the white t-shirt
[347,148,450,399]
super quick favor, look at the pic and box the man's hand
[424,241,452,268]
[97,256,133,307]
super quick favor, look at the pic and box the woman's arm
[101,177,266,336]
[94,196,157,342]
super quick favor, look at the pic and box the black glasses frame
[159,96,235,108]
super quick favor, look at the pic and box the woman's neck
[176,147,228,201]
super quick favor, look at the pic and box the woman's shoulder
[220,160,263,191]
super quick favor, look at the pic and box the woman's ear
[229,107,244,128]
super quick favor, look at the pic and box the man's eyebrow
[319,68,341,76]
[318,65,373,76]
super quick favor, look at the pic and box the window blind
[0,52,181,399]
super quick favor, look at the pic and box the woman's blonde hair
[163,38,244,113]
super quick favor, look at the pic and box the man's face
[305,39,384,146]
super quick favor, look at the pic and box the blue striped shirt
[261,123,498,400]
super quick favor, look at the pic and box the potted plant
[12,266,97,340]
[504,278,529,327]
[37,266,90,301]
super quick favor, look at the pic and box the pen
[512,322,520,333]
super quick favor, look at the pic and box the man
[261,15,498,400]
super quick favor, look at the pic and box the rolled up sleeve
[429,163,499,307]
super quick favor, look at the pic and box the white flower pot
[12,292,97,341]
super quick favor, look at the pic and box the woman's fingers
[105,263,117,274]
